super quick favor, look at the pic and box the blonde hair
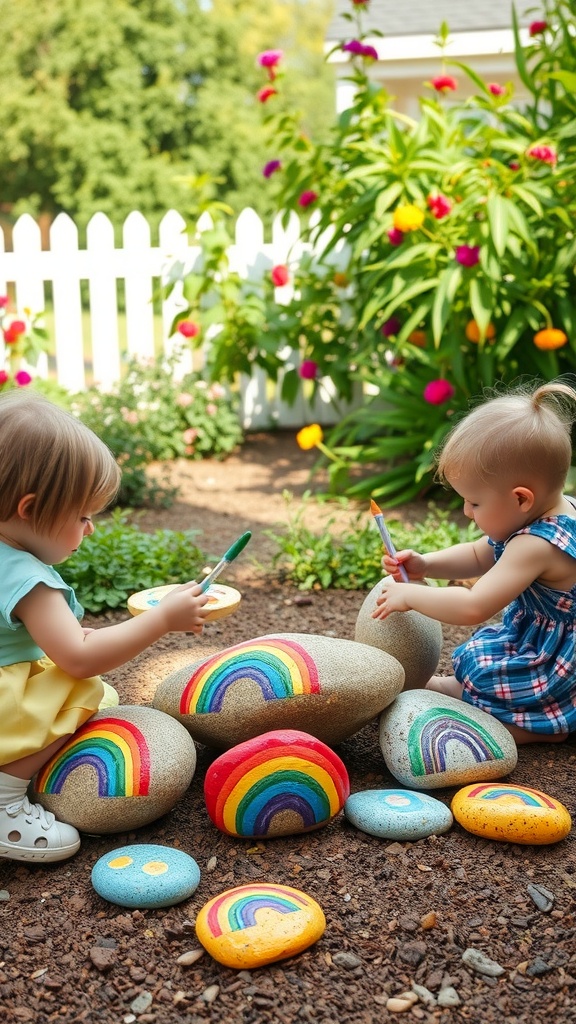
[437,379,576,491]
[0,391,121,533]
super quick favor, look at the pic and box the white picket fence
[0,209,356,429]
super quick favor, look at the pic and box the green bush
[60,510,209,612]
[267,494,480,591]
[72,352,244,507]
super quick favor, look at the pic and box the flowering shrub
[0,299,49,391]
[72,353,243,507]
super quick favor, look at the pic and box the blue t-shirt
[0,542,83,666]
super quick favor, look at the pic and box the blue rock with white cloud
[345,788,453,841]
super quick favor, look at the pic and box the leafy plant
[72,351,243,507]
[266,494,480,591]
[0,297,50,391]
[60,509,210,613]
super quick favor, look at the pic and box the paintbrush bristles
[370,498,382,516]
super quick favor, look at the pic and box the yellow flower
[296,424,323,450]
[393,204,424,233]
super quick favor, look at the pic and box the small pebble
[412,984,436,1006]
[130,992,153,1014]
[527,882,555,912]
[462,948,505,977]
[176,949,205,966]
[526,957,551,977]
[437,986,461,1007]
[89,946,117,972]
[206,857,217,872]
[202,985,220,1004]
[0,891,9,901]
[332,952,362,970]
[420,911,437,930]
[386,992,419,1013]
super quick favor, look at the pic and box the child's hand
[155,581,210,635]
[372,579,412,620]
[382,548,427,581]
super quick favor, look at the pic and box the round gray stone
[355,580,442,689]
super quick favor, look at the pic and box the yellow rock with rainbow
[195,883,326,968]
[451,782,572,845]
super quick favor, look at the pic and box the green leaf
[486,195,509,257]
[548,71,576,93]
[469,277,494,339]
[431,265,462,346]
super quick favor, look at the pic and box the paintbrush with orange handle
[370,499,410,583]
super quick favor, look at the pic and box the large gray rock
[379,690,517,790]
[153,633,405,749]
[355,579,443,689]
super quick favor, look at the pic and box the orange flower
[333,272,349,288]
[408,330,427,348]
[296,424,323,450]
[465,321,496,343]
[533,328,568,350]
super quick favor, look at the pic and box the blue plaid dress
[453,513,576,735]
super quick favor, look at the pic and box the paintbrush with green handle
[199,531,252,593]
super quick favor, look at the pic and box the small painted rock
[153,633,404,749]
[355,579,443,689]
[196,883,326,968]
[379,691,517,790]
[32,706,197,834]
[204,730,350,838]
[91,844,201,908]
[128,583,241,622]
[345,789,453,841]
[452,783,572,845]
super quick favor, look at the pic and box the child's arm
[14,581,209,678]
[383,537,495,583]
[373,533,552,626]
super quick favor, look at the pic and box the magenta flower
[342,40,378,59]
[488,83,506,96]
[263,160,281,178]
[387,227,404,246]
[381,316,401,337]
[527,144,557,166]
[455,245,481,268]
[529,20,547,36]
[427,193,452,219]
[177,319,200,339]
[271,264,290,287]
[258,50,283,68]
[298,190,318,208]
[299,360,318,380]
[0,296,8,309]
[0,370,9,385]
[424,379,455,405]
[431,75,457,93]
[351,0,370,5]
[257,86,277,103]
[15,370,32,387]
[509,160,520,171]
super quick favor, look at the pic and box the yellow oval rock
[195,883,326,968]
[451,783,571,845]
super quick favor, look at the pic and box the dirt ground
[1,432,575,1024]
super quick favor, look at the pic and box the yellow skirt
[0,657,104,766]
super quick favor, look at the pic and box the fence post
[50,213,86,393]
[87,213,121,389]
[123,212,156,360]
[12,215,48,379]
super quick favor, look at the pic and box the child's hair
[437,379,576,491]
[0,391,121,533]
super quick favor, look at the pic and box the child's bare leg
[2,734,72,780]
[425,675,463,699]
[502,724,568,746]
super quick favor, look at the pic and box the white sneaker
[0,797,80,863]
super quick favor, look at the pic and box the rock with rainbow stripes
[195,882,326,968]
[32,706,197,834]
[152,632,404,749]
[204,729,350,838]
[451,783,572,845]
[379,691,517,790]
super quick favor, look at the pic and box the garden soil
[1,432,575,1024]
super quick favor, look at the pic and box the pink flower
[177,319,200,338]
[527,144,557,165]
[14,370,32,387]
[0,370,9,385]
[431,75,457,93]
[381,316,401,337]
[206,403,218,416]
[3,320,26,344]
[257,86,277,103]
[423,379,455,405]
[299,359,318,380]
[208,382,226,399]
[0,296,8,309]
[176,393,193,407]
[258,50,283,68]
[387,227,404,246]
[427,193,452,219]
[351,0,370,5]
[488,83,506,96]
[183,427,199,444]
[529,20,547,36]
[509,160,521,171]
[342,40,378,60]
[455,245,481,268]
[263,159,281,178]
[298,190,318,208]
[271,264,290,287]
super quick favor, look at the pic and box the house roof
[326,0,539,39]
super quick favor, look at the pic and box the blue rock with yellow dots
[91,844,201,909]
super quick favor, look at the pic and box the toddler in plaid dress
[373,379,576,745]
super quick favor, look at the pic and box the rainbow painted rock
[379,691,517,790]
[153,633,404,749]
[452,783,572,845]
[204,730,350,838]
[196,883,326,968]
[345,789,453,841]
[355,579,443,689]
[32,706,197,834]
[91,844,201,908]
